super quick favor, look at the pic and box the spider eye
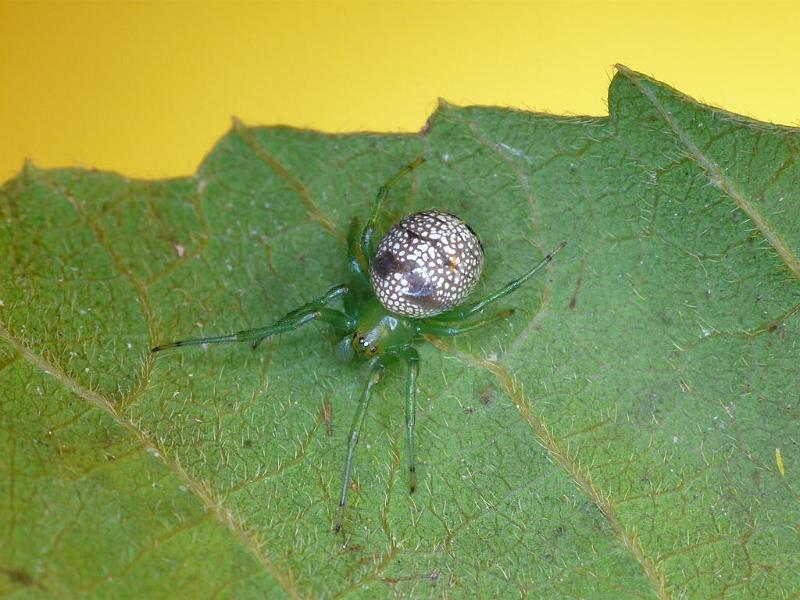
[370,347,377,354]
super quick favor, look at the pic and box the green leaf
[1,65,798,599]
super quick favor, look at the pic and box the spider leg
[359,158,425,264]
[398,347,420,494]
[416,309,514,337]
[152,284,353,352]
[433,241,566,321]
[346,217,370,292]
[334,357,387,533]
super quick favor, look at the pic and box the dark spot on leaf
[2,568,34,587]
[322,400,333,436]
[479,386,493,406]
[498,308,515,319]
[569,276,582,310]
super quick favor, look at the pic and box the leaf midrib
[617,64,800,281]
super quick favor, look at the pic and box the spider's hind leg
[433,242,566,322]
[416,309,515,337]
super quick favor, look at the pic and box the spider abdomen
[369,210,485,318]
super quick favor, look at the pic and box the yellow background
[2,1,799,185]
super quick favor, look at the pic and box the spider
[152,158,565,532]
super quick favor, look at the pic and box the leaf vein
[618,64,800,281]
[430,338,672,600]
[39,175,157,410]
[0,323,308,600]
[233,118,342,240]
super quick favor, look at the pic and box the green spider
[152,158,565,532]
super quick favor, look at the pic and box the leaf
[1,65,798,599]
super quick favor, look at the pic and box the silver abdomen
[369,210,484,318]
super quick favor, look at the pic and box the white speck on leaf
[496,142,533,163]
[174,244,186,258]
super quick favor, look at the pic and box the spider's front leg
[151,284,354,352]
[334,345,421,532]
[346,217,370,291]
[335,357,387,532]
[359,158,425,264]
[398,347,419,494]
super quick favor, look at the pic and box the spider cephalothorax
[152,158,565,532]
